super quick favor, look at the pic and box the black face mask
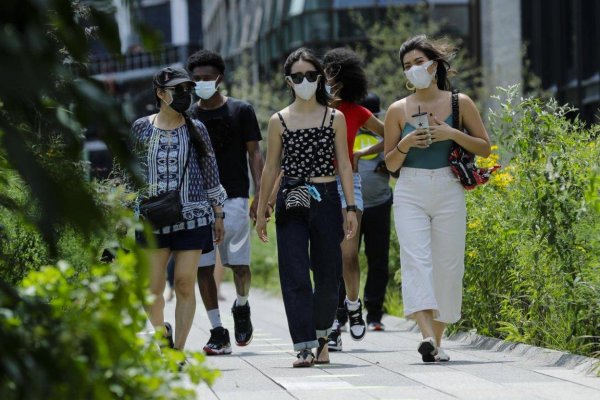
[167,92,192,113]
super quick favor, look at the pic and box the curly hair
[283,47,331,107]
[399,35,457,91]
[186,49,225,74]
[323,48,368,104]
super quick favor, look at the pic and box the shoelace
[348,307,364,325]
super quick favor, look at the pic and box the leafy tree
[0,1,217,398]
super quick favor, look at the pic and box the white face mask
[291,77,320,101]
[194,79,219,99]
[325,84,332,95]
[405,60,435,89]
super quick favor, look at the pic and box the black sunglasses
[287,71,320,84]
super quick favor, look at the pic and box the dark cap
[360,92,381,115]
[153,66,194,87]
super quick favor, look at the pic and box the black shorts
[136,225,214,252]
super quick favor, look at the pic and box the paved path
[164,283,600,400]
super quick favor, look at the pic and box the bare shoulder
[458,92,477,110]
[332,107,346,122]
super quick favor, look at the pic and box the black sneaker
[418,337,437,363]
[163,322,175,349]
[231,301,253,346]
[203,326,232,356]
[346,299,366,341]
[327,327,342,352]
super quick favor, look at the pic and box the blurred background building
[88,0,598,175]
[91,0,598,123]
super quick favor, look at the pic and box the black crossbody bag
[139,119,192,228]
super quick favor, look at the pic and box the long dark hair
[323,47,368,104]
[283,47,331,106]
[399,35,457,91]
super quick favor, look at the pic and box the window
[289,0,305,16]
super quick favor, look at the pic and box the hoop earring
[405,81,416,91]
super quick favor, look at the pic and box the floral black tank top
[278,108,337,178]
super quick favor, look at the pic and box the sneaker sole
[418,341,436,363]
[203,346,233,356]
[328,345,342,352]
[235,334,253,347]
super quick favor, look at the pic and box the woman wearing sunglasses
[384,36,491,362]
[256,48,357,367]
[131,66,226,358]
[322,48,385,349]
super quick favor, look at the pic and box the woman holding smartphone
[384,35,491,362]
[256,48,357,368]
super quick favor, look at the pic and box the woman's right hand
[400,128,431,150]
[255,216,269,243]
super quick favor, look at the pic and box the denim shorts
[336,172,364,212]
[135,224,214,252]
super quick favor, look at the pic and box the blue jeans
[275,178,344,351]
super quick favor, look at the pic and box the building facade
[202,0,479,78]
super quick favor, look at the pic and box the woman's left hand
[344,211,358,240]
[429,115,457,143]
[213,218,225,244]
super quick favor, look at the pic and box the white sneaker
[435,347,450,362]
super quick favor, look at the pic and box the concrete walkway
[164,283,600,400]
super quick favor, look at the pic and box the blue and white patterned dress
[132,116,227,233]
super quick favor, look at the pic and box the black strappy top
[278,109,337,178]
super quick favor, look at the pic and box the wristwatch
[214,212,225,219]
[346,205,357,213]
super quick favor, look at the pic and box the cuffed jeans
[276,178,344,351]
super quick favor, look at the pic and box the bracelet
[396,144,409,155]
[346,205,357,213]
[214,212,225,219]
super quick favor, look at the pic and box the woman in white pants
[384,35,491,362]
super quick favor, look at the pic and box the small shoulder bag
[139,118,191,228]
[280,108,330,211]
[448,90,500,190]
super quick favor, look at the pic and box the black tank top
[279,108,337,178]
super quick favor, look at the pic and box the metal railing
[88,44,200,75]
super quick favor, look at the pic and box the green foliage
[0,252,218,400]
[451,86,600,357]
[0,0,140,250]
[1,0,221,396]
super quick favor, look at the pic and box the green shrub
[451,86,600,357]
[0,242,218,400]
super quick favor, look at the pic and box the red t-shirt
[337,101,372,164]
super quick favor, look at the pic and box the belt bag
[139,189,183,228]
[283,179,310,211]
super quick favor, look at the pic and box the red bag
[448,90,500,190]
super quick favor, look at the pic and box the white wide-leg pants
[393,167,466,324]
